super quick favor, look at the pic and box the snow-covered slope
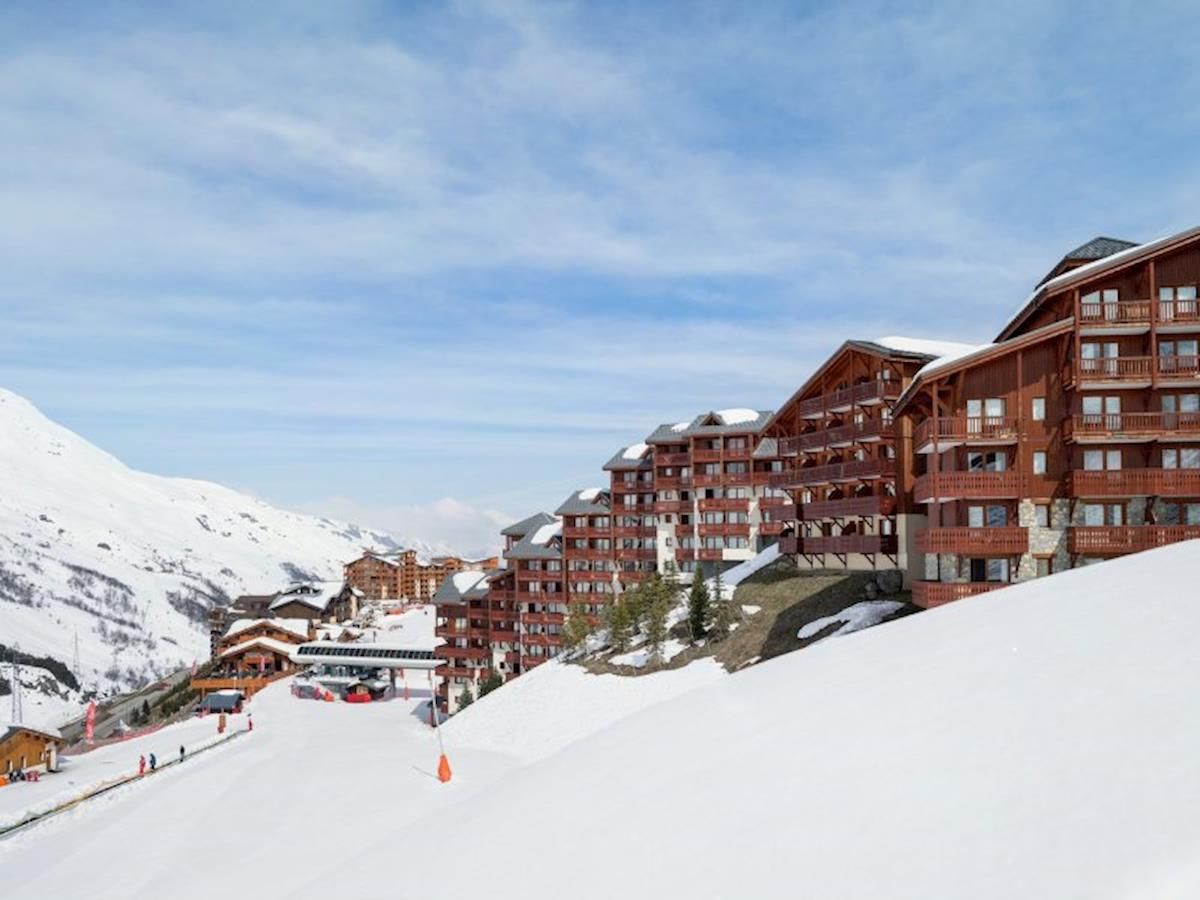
[0,387,435,724]
[6,542,1200,898]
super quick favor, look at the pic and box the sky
[3,0,1200,556]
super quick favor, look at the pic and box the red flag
[85,700,96,746]
[191,659,197,677]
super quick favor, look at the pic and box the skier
[138,754,146,776]
[179,745,185,762]
[148,752,157,772]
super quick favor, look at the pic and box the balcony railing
[697,522,751,536]
[913,470,1024,503]
[1157,355,1200,380]
[1159,299,1200,326]
[724,445,753,460]
[803,533,898,555]
[1068,525,1200,555]
[1077,356,1154,382]
[656,451,691,466]
[1071,468,1200,497]
[699,498,749,512]
[913,416,1019,452]
[911,581,1005,609]
[801,495,897,520]
[794,378,902,419]
[769,458,896,488]
[915,527,1028,555]
[654,500,689,514]
[1065,411,1200,442]
[1078,300,1152,328]
[779,535,800,555]
[692,448,722,463]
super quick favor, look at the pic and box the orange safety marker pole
[402,667,409,701]
[429,670,451,783]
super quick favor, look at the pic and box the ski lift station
[288,641,443,703]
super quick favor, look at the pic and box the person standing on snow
[179,745,185,762]
[138,755,146,776]
[149,752,156,772]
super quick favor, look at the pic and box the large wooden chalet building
[431,225,1200,710]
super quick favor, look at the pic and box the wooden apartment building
[345,549,498,602]
[895,230,1200,606]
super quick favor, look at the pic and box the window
[1163,394,1200,414]
[1082,395,1121,429]
[967,505,1007,527]
[1035,557,1052,578]
[967,451,1007,472]
[1081,288,1119,319]
[1162,503,1200,525]
[1083,449,1121,471]
[1081,342,1119,376]
[1032,451,1047,475]
[1034,505,1050,528]
[1083,503,1124,526]
[1031,397,1045,421]
[1163,448,1200,469]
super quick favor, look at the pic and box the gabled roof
[752,437,779,459]
[269,581,345,612]
[504,517,563,560]
[0,724,65,746]
[1037,236,1139,286]
[1001,225,1200,340]
[223,617,311,643]
[501,511,558,538]
[646,409,774,443]
[432,569,497,603]
[603,444,652,471]
[764,336,974,433]
[892,319,1075,415]
[220,635,302,659]
[555,488,611,516]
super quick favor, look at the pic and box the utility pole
[73,631,81,685]
[10,644,23,725]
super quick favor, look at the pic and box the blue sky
[3,0,1200,555]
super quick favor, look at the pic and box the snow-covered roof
[1,722,65,744]
[602,444,653,471]
[224,618,311,642]
[555,488,611,516]
[219,636,301,659]
[269,581,344,612]
[623,442,650,460]
[530,521,563,546]
[501,512,557,538]
[871,336,982,359]
[504,516,564,560]
[646,409,774,442]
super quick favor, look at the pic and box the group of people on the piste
[137,746,185,776]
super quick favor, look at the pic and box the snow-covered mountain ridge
[0,387,437,724]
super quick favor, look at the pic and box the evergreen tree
[687,572,711,642]
[644,582,671,664]
[478,671,504,697]
[608,596,635,653]
[141,698,151,723]
[563,602,593,652]
[708,566,738,642]
[457,685,475,710]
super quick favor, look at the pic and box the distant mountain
[0,387,438,727]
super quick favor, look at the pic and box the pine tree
[607,596,635,653]
[563,602,593,652]
[644,582,671,664]
[687,572,711,642]
[478,671,504,697]
[457,685,475,710]
[708,566,738,643]
[141,699,151,723]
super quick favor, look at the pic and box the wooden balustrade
[911,581,1004,609]
[1065,412,1200,441]
[803,534,898,555]
[913,416,1019,451]
[770,458,895,488]
[1069,468,1200,497]
[915,527,1028,555]
[1068,525,1200,555]
[914,470,1023,502]
[1078,300,1152,327]
[801,495,896,520]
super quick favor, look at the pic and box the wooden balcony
[699,498,749,512]
[612,479,653,494]
[654,499,690,514]
[697,522,751,537]
[724,445,753,460]
[692,448,722,463]
[912,581,1006,609]
[655,476,689,490]
[1158,299,1200,331]
[779,535,800,555]
[770,458,896,488]
[693,473,723,487]
[516,569,563,583]
[1068,525,1200,555]
[1064,412,1200,443]
[1069,468,1200,497]
[801,495,896,520]
[803,534,899,555]
[488,589,515,602]
[1076,356,1154,387]
[914,471,1024,503]
[793,378,902,419]
[1078,300,1152,333]
[915,527,1028,555]
[191,673,287,697]
[1157,355,1200,384]
[913,417,1020,454]
[615,548,657,561]
[656,451,691,466]
[759,521,787,535]
[488,628,518,643]
[522,611,566,627]
[566,570,614,583]
[784,419,894,453]
[697,548,725,561]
